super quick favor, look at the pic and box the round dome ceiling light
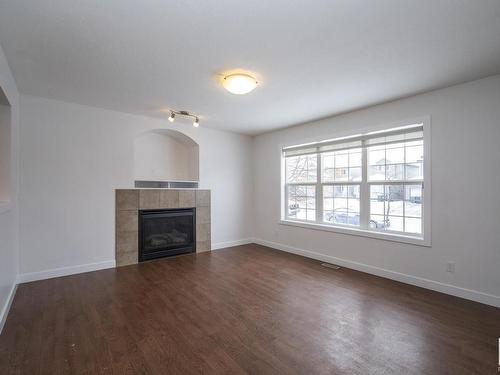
[222,73,258,95]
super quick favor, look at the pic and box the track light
[166,110,200,128]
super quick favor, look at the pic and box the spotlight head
[168,112,175,122]
[193,117,199,127]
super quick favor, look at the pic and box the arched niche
[133,129,199,183]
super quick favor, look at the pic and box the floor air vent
[321,263,341,270]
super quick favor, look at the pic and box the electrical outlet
[446,262,455,273]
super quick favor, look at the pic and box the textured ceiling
[0,0,499,135]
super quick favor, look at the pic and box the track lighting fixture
[166,110,200,127]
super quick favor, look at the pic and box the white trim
[0,283,17,335]
[211,238,254,250]
[17,260,116,284]
[252,238,500,308]
[280,219,429,247]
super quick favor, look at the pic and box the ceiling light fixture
[167,110,200,127]
[222,73,258,95]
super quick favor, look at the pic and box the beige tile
[196,206,210,224]
[139,190,160,209]
[116,251,138,267]
[196,240,211,253]
[116,189,139,211]
[196,223,211,242]
[116,210,138,232]
[159,190,179,208]
[116,230,138,254]
[196,190,210,207]
[179,190,196,208]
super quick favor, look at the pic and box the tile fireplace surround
[115,189,211,267]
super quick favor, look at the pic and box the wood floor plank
[1,244,499,374]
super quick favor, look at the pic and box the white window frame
[280,116,431,247]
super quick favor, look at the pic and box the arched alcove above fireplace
[133,129,199,184]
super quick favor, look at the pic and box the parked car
[325,208,390,229]
[369,217,390,229]
[326,208,360,226]
[288,203,300,216]
[409,196,421,204]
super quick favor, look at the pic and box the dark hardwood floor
[1,244,499,374]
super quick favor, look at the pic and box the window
[282,120,430,245]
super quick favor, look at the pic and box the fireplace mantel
[115,189,211,267]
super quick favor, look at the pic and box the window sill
[279,219,431,247]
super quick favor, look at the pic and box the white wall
[253,75,500,307]
[18,95,253,277]
[134,130,199,182]
[0,102,11,201]
[0,43,19,331]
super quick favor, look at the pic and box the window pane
[405,162,423,180]
[405,184,422,217]
[333,185,347,197]
[405,217,422,234]
[370,185,385,215]
[322,154,334,169]
[322,149,363,183]
[348,198,360,213]
[369,214,390,230]
[334,198,348,209]
[368,146,385,166]
[323,184,360,226]
[388,216,404,232]
[368,165,385,181]
[386,145,404,164]
[349,167,362,181]
[386,164,404,180]
[324,199,333,210]
[286,155,317,183]
[335,152,348,168]
[385,185,404,216]
[405,143,423,163]
[334,168,348,181]
[322,168,334,182]
[323,185,333,198]
[348,185,360,199]
[349,150,362,167]
[306,210,316,221]
[287,185,316,221]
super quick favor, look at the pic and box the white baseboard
[211,238,254,250]
[0,283,17,335]
[253,238,500,308]
[17,260,116,284]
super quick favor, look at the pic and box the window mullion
[316,153,322,223]
[360,140,369,229]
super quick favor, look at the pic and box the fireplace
[139,208,196,261]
